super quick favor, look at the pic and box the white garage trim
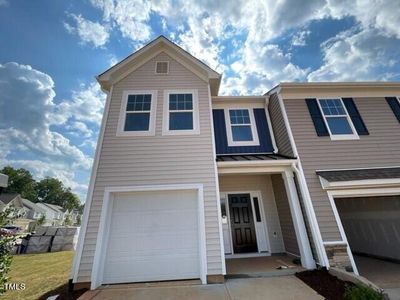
[326,187,400,276]
[91,184,207,290]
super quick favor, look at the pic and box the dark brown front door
[228,193,258,253]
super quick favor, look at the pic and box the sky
[0,0,399,202]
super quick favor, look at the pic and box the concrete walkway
[80,276,323,300]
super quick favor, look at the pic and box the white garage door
[103,189,200,284]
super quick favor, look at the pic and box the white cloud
[0,0,8,7]
[292,30,311,47]
[0,62,106,201]
[64,14,110,47]
[90,0,152,42]
[308,27,400,81]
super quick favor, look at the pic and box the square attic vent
[155,61,169,74]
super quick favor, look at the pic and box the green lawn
[3,251,78,300]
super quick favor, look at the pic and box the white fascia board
[319,176,400,190]
[217,159,296,168]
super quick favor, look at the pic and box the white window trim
[117,90,157,137]
[317,98,359,141]
[162,89,200,135]
[225,108,260,146]
[154,61,169,75]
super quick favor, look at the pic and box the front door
[228,193,258,253]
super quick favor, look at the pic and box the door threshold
[225,252,271,259]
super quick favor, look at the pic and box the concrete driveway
[355,255,400,300]
[79,276,323,300]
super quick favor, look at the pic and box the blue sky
[1,0,399,202]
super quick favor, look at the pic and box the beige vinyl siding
[77,52,222,282]
[269,93,294,157]
[218,174,285,253]
[284,96,400,242]
[271,175,299,256]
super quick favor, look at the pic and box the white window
[317,98,359,140]
[117,90,157,136]
[163,90,199,135]
[225,108,259,146]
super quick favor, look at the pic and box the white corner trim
[90,184,207,289]
[316,97,360,141]
[277,92,329,267]
[162,89,200,135]
[71,86,113,283]
[207,85,226,275]
[319,176,400,190]
[116,90,157,136]
[224,108,260,147]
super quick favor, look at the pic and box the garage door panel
[103,189,200,284]
[336,195,400,261]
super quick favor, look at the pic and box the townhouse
[72,36,400,290]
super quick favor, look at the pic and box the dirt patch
[296,269,354,300]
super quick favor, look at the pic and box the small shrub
[0,208,17,295]
[344,284,384,300]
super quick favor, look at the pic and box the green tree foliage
[0,208,17,295]
[0,166,81,211]
[1,166,37,201]
[36,214,46,226]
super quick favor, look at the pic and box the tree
[62,189,81,211]
[0,208,17,295]
[36,214,46,226]
[1,166,37,201]
[36,177,64,205]
[63,215,72,226]
[36,178,81,210]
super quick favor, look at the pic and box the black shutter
[385,97,400,123]
[342,98,369,135]
[305,99,329,136]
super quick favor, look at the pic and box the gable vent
[155,61,169,74]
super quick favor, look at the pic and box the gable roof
[97,35,222,95]
[21,198,46,214]
[0,193,20,205]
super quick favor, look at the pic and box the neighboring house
[36,203,66,226]
[21,198,46,220]
[0,193,25,216]
[71,36,400,290]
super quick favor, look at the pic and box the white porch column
[282,170,316,269]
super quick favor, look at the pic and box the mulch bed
[296,269,354,300]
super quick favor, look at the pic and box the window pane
[124,113,150,131]
[326,117,353,135]
[320,99,346,116]
[232,125,253,141]
[127,94,152,111]
[169,94,193,111]
[169,112,193,130]
[230,109,250,124]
